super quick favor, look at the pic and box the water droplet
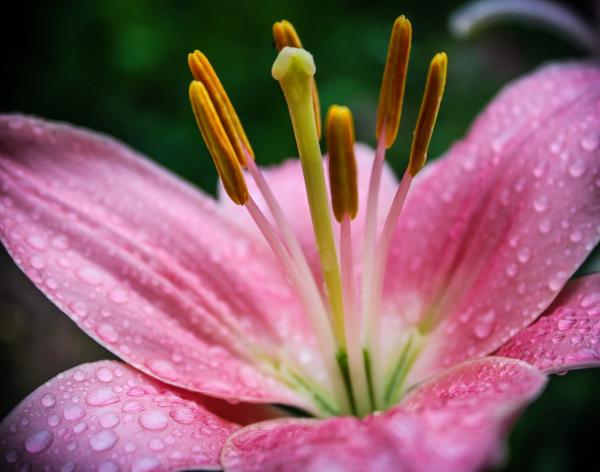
[517,247,531,264]
[569,230,583,243]
[558,319,575,331]
[41,393,56,407]
[505,264,518,278]
[25,429,53,453]
[76,267,103,286]
[96,324,119,344]
[98,461,120,472]
[170,407,195,424]
[473,311,496,339]
[146,359,177,381]
[48,414,60,427]
[122,400,145,413]
[533,196,548,212]
[89,429,119,451]
[109,288,129,304]
[30,255,45,270]
[64,405,85,421]
[61,462,76,472]
[132,457,161,472]
[73,421,88,434]
[538,218,552,234]
[70,301,88,318]
[548,272,567,291]
[26,235,47,250]
[5,449,19,464]
[99,412,120,429]
[86,387,119,406]
[568,159,586,178]
[73,370,86,382]
[580,132,599,152]
[570,334,583,345]
[581,293,600,308]
[96,367,114,382]
[148,438,165,451]
[139,410,169,431]
[51,235,69,250]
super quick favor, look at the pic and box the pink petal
[0,361,240,471]
[497,273,600,372]
[219,144,398,274]
[221,358,546,472]
[0,115,314,408]
[384,62,600,378]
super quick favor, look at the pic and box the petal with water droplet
[384,62,600,380]
[222,358,546,472]
[498,273,600,372]
[0,115,315,409]
[0,361,277,470]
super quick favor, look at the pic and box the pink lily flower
[1,15,600,472]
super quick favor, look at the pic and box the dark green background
[1,1,598,470]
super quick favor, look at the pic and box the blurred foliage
[0,0,598,471]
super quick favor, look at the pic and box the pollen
[408,52,447,176]
[273,20,322,139]
[188,50,254,166]
[326,106,358,222]
[376,15,412,148]
[188,81,249,205]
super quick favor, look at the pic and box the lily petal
[497,273,600,372]
[0,115,314,408]
[221,357,546,472]
[219,143,398,274]
[384,62,600,378]
[0,361,241,471]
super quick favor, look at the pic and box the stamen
[326,106,358,222]
[325,106,370,415]
[376,16,412,148]
[188,81,248,205]
[408,52,447,176]
[188,51,254,166]
[273,20,322,139]
[366,52,448,408]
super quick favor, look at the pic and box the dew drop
[25,429,53,453]
[72,370,86,382]
[558,319,575,331]
[548,272,567,291]
[96,324,119,344]
[41,393,56,408]
[86,387,119,406]
[96,367,114,383]
[48,414,60,427]
[148,438,165,451]
[538,218,552,234]
[70,301,88,318]
[109,288,129,304]
[99,412,120,429]
[132,457,161,472]
[505,264,518,278]
[581,293,600,308]
[98,461,120,472]
[30,255,45,270]
[146,359,177,381]
[122,400,145,413]
[569,230,583,243]
[26,235,47,250]
[170,407,195,424]
[533,196,548,212]
[73,421,88,434]
[517,247,531,264]
[63,405,85,421]
[76,267,103,286]
[139,410,169,431]
[473,311,496,339]
[580,132,599,152]
[5,449,19,464]
[89,429,119,452]
[568,159,586,178]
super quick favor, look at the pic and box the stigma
[187,17,447,417]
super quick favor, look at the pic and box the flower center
[188,17,447,418]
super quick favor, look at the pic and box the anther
[408,52,447,176]
[273,20,322,139]
[189,81,249,205]
[376,16,412,148]
[326,106,358,222]
[188,51,254,166]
